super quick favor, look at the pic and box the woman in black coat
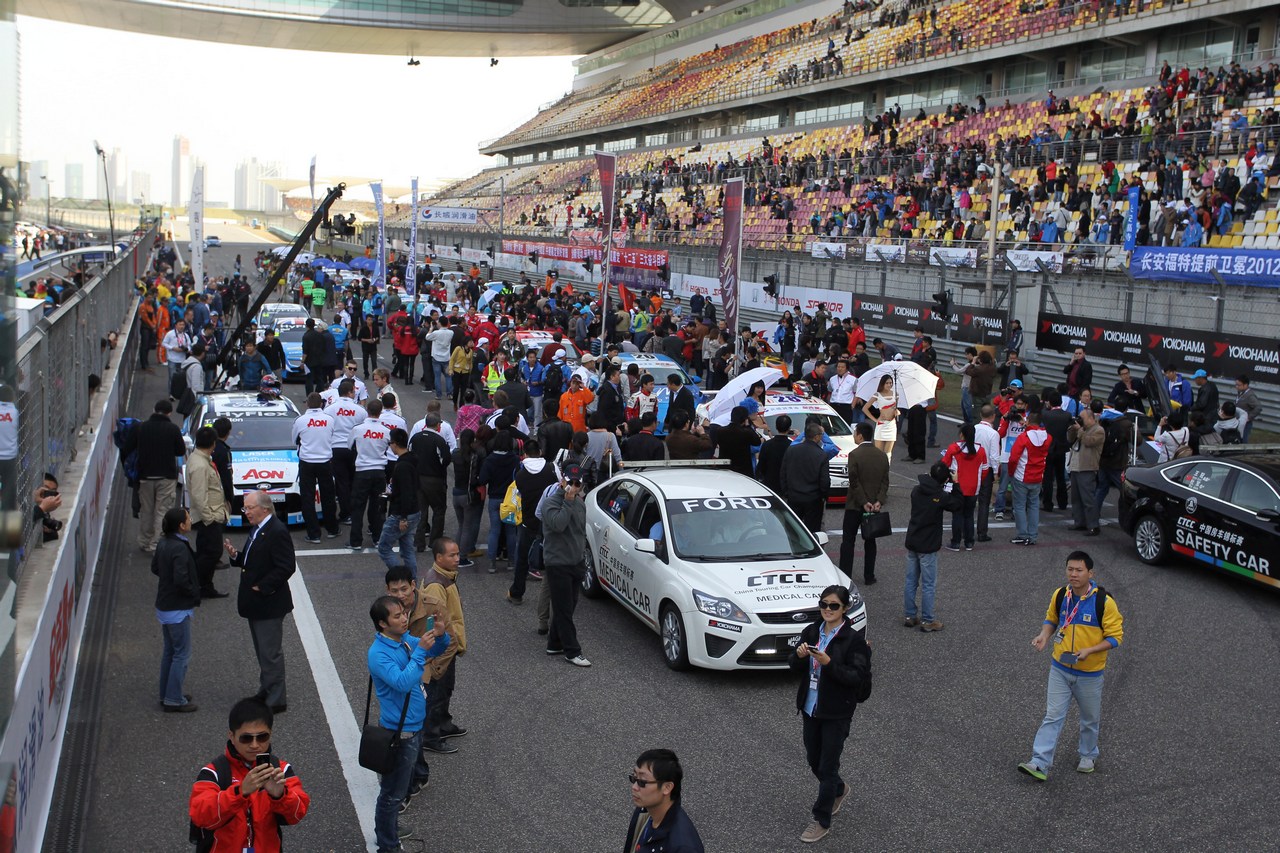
[152,507,200,712]
[788,585,872,844]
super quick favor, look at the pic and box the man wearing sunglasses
[623,749,704,853]
[189,697,310,852]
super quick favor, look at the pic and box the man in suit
[839,422,890,585]
[223,490,296,713]
[664,374,696,433]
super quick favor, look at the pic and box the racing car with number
[183,391,316,527]
[271,318,310,381]
[582,467,867,670]
[1119,447,1280,589]
[614,353,705,435]
[760,389,856,504]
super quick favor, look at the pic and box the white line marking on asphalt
[288,563,379,852]
[296,548,367,557]
[824,522,1018,536]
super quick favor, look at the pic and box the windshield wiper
[732,552,801,561]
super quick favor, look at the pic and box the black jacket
[904,474,963,554]
[258,338,286,370]
[232,516,296,620]
[780,439,831,502]
[712,424,761,477]
[787,620,872,719]
[664,387,696,431]
[387,452,420,516]
[1041,407,1072,457]
[213,439,234,502]
[1190,380,1219,417]
[597,381,627,430]
[623,430,665,462]
[410,429,452,480]
[538,418,574,464]
[623,802,705,853]
[129,412,186,480]
[755,435,791,493]
[302,328,326,365]
[152,534,201,610]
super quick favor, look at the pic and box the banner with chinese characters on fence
[1129,246,1280,287]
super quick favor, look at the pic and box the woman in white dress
[862,375,898,460]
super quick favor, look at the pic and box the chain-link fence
[12,226,155,575]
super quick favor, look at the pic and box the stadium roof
[17,0,733,57]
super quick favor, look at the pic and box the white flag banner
[372,181,386,289]
[406,177,419,298]
[190,166,204,289]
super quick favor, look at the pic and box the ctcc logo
[746,571,810,587]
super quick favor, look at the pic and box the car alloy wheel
[1133,515,1169,565]
[581,549,603,599]
[660,605,690,670]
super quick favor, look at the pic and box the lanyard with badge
[809,624,839,691]
[1055,585,1092,664]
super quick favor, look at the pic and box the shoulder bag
[358,675,411,774]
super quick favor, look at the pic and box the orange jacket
[189,746,310,853]
[559,388,595,433]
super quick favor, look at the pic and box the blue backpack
[113,417,141,487]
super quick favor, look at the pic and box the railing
[12,225,155,574]
[485,0,1255,150]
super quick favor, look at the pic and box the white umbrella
[706,366,783,426]
[855,360,938,409]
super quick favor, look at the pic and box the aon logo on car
[244,469,285,480]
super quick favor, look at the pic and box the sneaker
[439,725,468,739]
[537,626,549,636]
[527,570,544,581]
[566,655,592,667]
[422,739,458,755]
[488,563,498,574]
[467,550,484,558]
[326,530,342,539]
[832,788,847,815]
[545,647,564,655]
[398,797,412,815]
[398,827,415,841]
[1022,540,1036,546]
[976,535,992,542]
[305,536,322,544]
[458,559,475,569]
[800,821,830,843]
[339,517,352,525]
[1077,757,1095,774]
[919,620,944,632]
[406,779,428,799]
[944,542,961,552]
[903,616,921,628]
[964,544,974,551]
[1010,537,1030,545]
[505,591,522,606]
[348,544,363,551]
[1084,528,1101,537]
[1017,761,1047,781]
[994,511,1005,520]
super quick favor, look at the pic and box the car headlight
[693,589,751,624]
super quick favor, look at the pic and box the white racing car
[582,467,867,670]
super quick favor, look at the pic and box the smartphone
[1058,652,1078,665]
[426,615,435,633]
[255,753,271,768]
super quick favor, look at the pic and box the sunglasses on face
[237,731,271,745]
[818,600,844,611]
[628,774,660,788]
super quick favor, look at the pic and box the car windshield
[763,411,851,436]
[215,417,297,451]
[277,327,306,344]
[663,495,820,561]
[639,364,688,385]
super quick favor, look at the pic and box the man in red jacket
[189,697,310,852]
[1008,409,1052,546]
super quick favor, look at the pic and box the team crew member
[788,585,873,844]
[377,393,408,469]
[623,749,705,853]
[827,359,857,424]
[330,361,370,402]
[1018,551,1124,780]
[367,595,451,853]
[349,400,390,551]
[188,697,310,852]
[292,393,341,543]
[324,379,365,525]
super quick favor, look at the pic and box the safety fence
[11,225,155,574]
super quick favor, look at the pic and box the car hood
[231,449,299,487]
[679,556,846,612]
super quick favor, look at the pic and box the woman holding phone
[788,585,873,844]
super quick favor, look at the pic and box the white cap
[477,337,490,347]
[554,348,567,359]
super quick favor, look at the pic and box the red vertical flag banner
[719,177,744,348]
[595,152,617,226]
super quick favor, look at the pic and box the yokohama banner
[1037,312,1280,379]
[854,296,1007,346]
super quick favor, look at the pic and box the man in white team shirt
[371,368,399,416]
[827,358,858,425]
[349,400,390,551]
[409,400,457,451]
[973,404,1002,544]
[162,319,192,397]
[325,378,365,525]
[291,392,341,543]
[376,392,407,472]
[330,361,369,402]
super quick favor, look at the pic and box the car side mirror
[814,531,830,546]
[1258,508,1280,523]
[635,538,657,554]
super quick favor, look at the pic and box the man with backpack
[1094,408,1132,520]
[1018,551,1124,781]
[188,697,310,852]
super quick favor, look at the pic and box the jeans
[960,388,973,423]
[432,359,451,399]
[510,524,539,600]
[1242,420,1254,443]
[546,563,583,658]
[1094,468,1125,518]
[528,395,544,432]
[159,617,193,706]
[452,490,482,557]
[949,495,977,547]
[802,714,851,829]
[378,512,421,578]
[349,469,387,548]
[1070,470,1100,529]
[838,511,878,581]
[1012,480,1042,541]
[487,498,516,565]
[903,550,938,622]
[993,463,1012,513]
[1030,667,1105,770]
[375,728,429,853]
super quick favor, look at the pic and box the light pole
[93,140,116,247]
[39,174,52,228]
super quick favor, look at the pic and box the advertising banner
[855,295,1007,345]
[190,166,204,289]
[1129,246,1280,287]
[865,242,906,263]
[371,181,386,289]
[718,177,744,337]
[1005,250,1064,273]
[595,151,617,226]
[1123,184,1141,252]
[420,206,479,225]
[405,177,418,296]
[809,241,847,259]
[926,246,979,268]
[1036,311,1280,379]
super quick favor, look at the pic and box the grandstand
[420,0,1280,257]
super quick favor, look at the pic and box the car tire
[581,548,604,599]
[660,604,691,671]
[1133,513,1171,565]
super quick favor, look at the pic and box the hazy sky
[18,16,576,203]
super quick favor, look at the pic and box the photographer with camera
[32,473,63,542]
[1066,406,1105,537]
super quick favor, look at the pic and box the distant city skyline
[18,16,575,207]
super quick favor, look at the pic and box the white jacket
[352,416,390,471]
[292,408,334,462]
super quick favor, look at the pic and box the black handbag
[860,511,892,540]
[358,676,410,774]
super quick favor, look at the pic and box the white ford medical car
[582,468,867,670]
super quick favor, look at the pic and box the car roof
[764,389,839,414]
[260,303,306,313]
[203,394,299,416]
[1182,454,1280,483]
[623,468,774,500]
[616,353,678,364]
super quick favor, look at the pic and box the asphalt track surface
[82,244,1280,852]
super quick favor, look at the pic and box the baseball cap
[553,348,567,359]
[1009,379,1023,388]
[477,337,490,347]
[1192,369,1208,378]
[561,462,584,483]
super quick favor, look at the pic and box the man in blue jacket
[623,749,704,853]
[367,595,451,853]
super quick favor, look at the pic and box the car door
[1167,460,1237,565]
[1225,468,1280,582]
[618,487,664,623]
[590,479,647,616]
